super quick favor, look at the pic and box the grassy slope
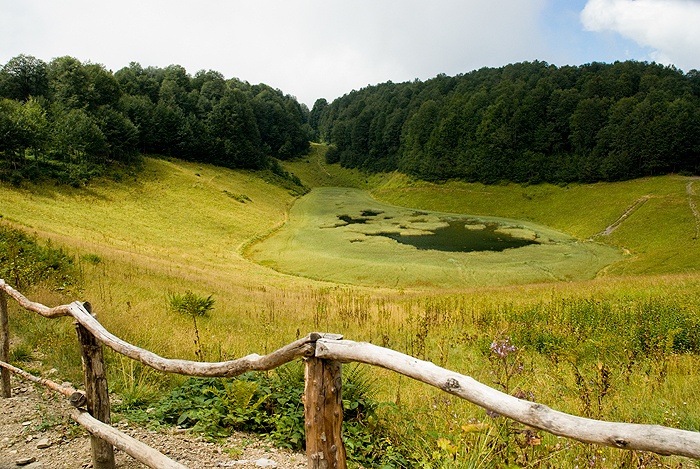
[372,174,700,276]
[4,149,700,467]
[1,157,324,361]
[285,145,700,277]
[2,149,697,357]
[2,157,289,266]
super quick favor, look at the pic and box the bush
[124,362,413,467]
[168,291,214,318]
[0,223,77,290]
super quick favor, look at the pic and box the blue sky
[540,0,651,65]
[1,0,698,107]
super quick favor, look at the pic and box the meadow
[2,146,700,467]
[248,186,622,289]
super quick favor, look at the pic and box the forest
[314,60,700,183]
[0,54,311,185]
[4,56,700,187]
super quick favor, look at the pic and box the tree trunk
[75,302,115,469]
[1,289,10,398]
[304,357,346,469]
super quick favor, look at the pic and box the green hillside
[2,152,698,359]
[3,153,700,468]
[284,145,700,279]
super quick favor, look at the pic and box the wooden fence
[2,278,700,468]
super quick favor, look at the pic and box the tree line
[0,54,311,185]
[313,61,700,183]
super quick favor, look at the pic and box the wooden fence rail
[0,360,187,469]
[2,279,700,468]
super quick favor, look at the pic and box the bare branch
[0,359,85,405]
[69,409,189,469]
[315,338,700,460]
[67,302,315,377]
[0,279,72,318]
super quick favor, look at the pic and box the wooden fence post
[304,334,346,469]
[75,302,115,469]
[1,289,10,398]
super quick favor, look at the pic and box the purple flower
[490,337,517,358]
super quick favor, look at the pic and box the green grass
[283,143,392,189]
[371,173,700,276]
[2,152,700,467]
[248,187,623,289]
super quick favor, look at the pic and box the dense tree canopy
[0,55,311,185]
[6,56,698,187]
[315,61,700,183]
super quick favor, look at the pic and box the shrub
[168,291,214,318]
[168,291,214,361]
[0,223,77,290]
[125,362,413,467]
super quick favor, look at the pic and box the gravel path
[0,377,306,469]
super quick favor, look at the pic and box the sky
[1,0,699,107]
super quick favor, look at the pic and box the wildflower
[490,336,517,358]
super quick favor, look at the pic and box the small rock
[21,421,32,426]
[36,438,51,449]
[15,456,36,466]
[256,458,278,468]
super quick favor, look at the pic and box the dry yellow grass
[3,154,700,469]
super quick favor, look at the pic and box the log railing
[2,279,700,469]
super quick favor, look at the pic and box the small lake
[336,210,539,252]
[367,220,539,252]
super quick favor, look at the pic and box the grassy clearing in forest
[248,186,622,288]
[2,150,700,467]
[371,173,700,276]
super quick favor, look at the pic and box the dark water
[338,214,369,224]
[369,220,539,252]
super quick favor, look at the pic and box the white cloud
[0,0,551,105]
[581,0,700,71]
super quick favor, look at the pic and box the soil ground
[0,376,306,469]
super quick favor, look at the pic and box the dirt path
[0,376,306,469]
[593,196,650,238]
[315,154,332,178]
[686,181,700,240]
[592,179,700,241]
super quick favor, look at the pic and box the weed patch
[119,363,413,468]
[0,223,78,291]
